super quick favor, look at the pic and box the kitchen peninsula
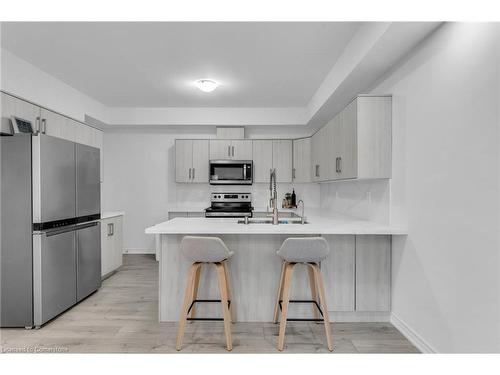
[145,214,406,323]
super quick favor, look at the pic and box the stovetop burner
[205,193,253,218]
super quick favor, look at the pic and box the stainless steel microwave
[209,160,253,185]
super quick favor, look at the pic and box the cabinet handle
[315,164,320,177]
[189,168,192,179]
[292,168,296,179]
[335,157,339,173]
[107,223,114,236]
[35,116,41,134]
[232,146,235,157]
[228,146,231,157]
[41,118,47,134]
[338,157,342,173]
[192,168,195,180]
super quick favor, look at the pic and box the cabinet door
[337,100,357,179]
[113,216,123,270]
[75,121,94,146]
[322,235,355,311]
[355,235,391,311]
[293,138,311,183]
[231,140,252,160]
[40,108,65,138]
[209,139,231,159]
[252,140,273,183]
[100,218,114,277]
[175,140,192,183]
[61,117,77,142]
[191,140,209,183]
[1,93,41,134]
[320,120,335,181]
[272,140,292,183]
[311,131,321,182]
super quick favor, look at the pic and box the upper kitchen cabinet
[272,140,292,183]
[292,137,311,183]
[1,92,41,134]
[175,139,209,183]
[313,95,392,182]
[252,139,292,183]
[209,139,252,160]
[252,140,273,183]
[311,119,334,182]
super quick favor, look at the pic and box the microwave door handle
[243,165,247,180]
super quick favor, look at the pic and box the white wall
[103,130,320,253]
[368,23,499,352]
[0,48,108,123]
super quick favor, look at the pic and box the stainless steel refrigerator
[1,133,101,328]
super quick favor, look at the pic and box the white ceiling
[1,22,362,107]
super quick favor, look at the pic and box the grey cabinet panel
[355,235,391,311]
[77,222,101,301]
[0,135,33,327]
[322,235,355,311]
[76,143,101,217]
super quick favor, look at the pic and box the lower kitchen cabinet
[355,235,391,311]
[322,234,391,313]
[322,235,355,311]
[101,215,123,278]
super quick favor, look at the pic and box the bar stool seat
[273,237,333,352]
[176,236,234,351]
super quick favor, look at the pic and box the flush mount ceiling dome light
[194,79,219,93]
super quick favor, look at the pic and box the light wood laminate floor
[0,255,418,353]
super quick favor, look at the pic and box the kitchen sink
[237,218,308,225]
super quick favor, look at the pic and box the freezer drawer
[76,143,100,219]
[33,229,77,327]
[77,221,101,301]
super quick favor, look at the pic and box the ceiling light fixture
[194,79,219,93]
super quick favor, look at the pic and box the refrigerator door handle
[76,222,99,231]
[45,225,77,237]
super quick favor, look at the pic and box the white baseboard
[390,313,437,353]
[123,248,155,254]
[331,311,390,322]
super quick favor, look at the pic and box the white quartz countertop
[101,211,125,219]
[145,213,406,235]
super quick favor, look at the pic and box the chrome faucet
[297,199,306,224]
[268,168,279,225]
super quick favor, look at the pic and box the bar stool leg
[215,262,233,351]
[189,264,203,321]
[310,263,333,352]
[278,262,295,351]
[307,265,320,320]
[176,262,201,351]
[221,261,235,322]
[273,260,286,323]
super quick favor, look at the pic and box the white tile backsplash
[171,182,320,211]
[319,179,390,223]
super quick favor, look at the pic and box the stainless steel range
[205,193,253,218]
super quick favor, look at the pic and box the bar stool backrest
[180,236,233,263]
[277,237,329,263]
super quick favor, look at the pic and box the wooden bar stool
[176,236,234,351]
[273,237,333,351]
